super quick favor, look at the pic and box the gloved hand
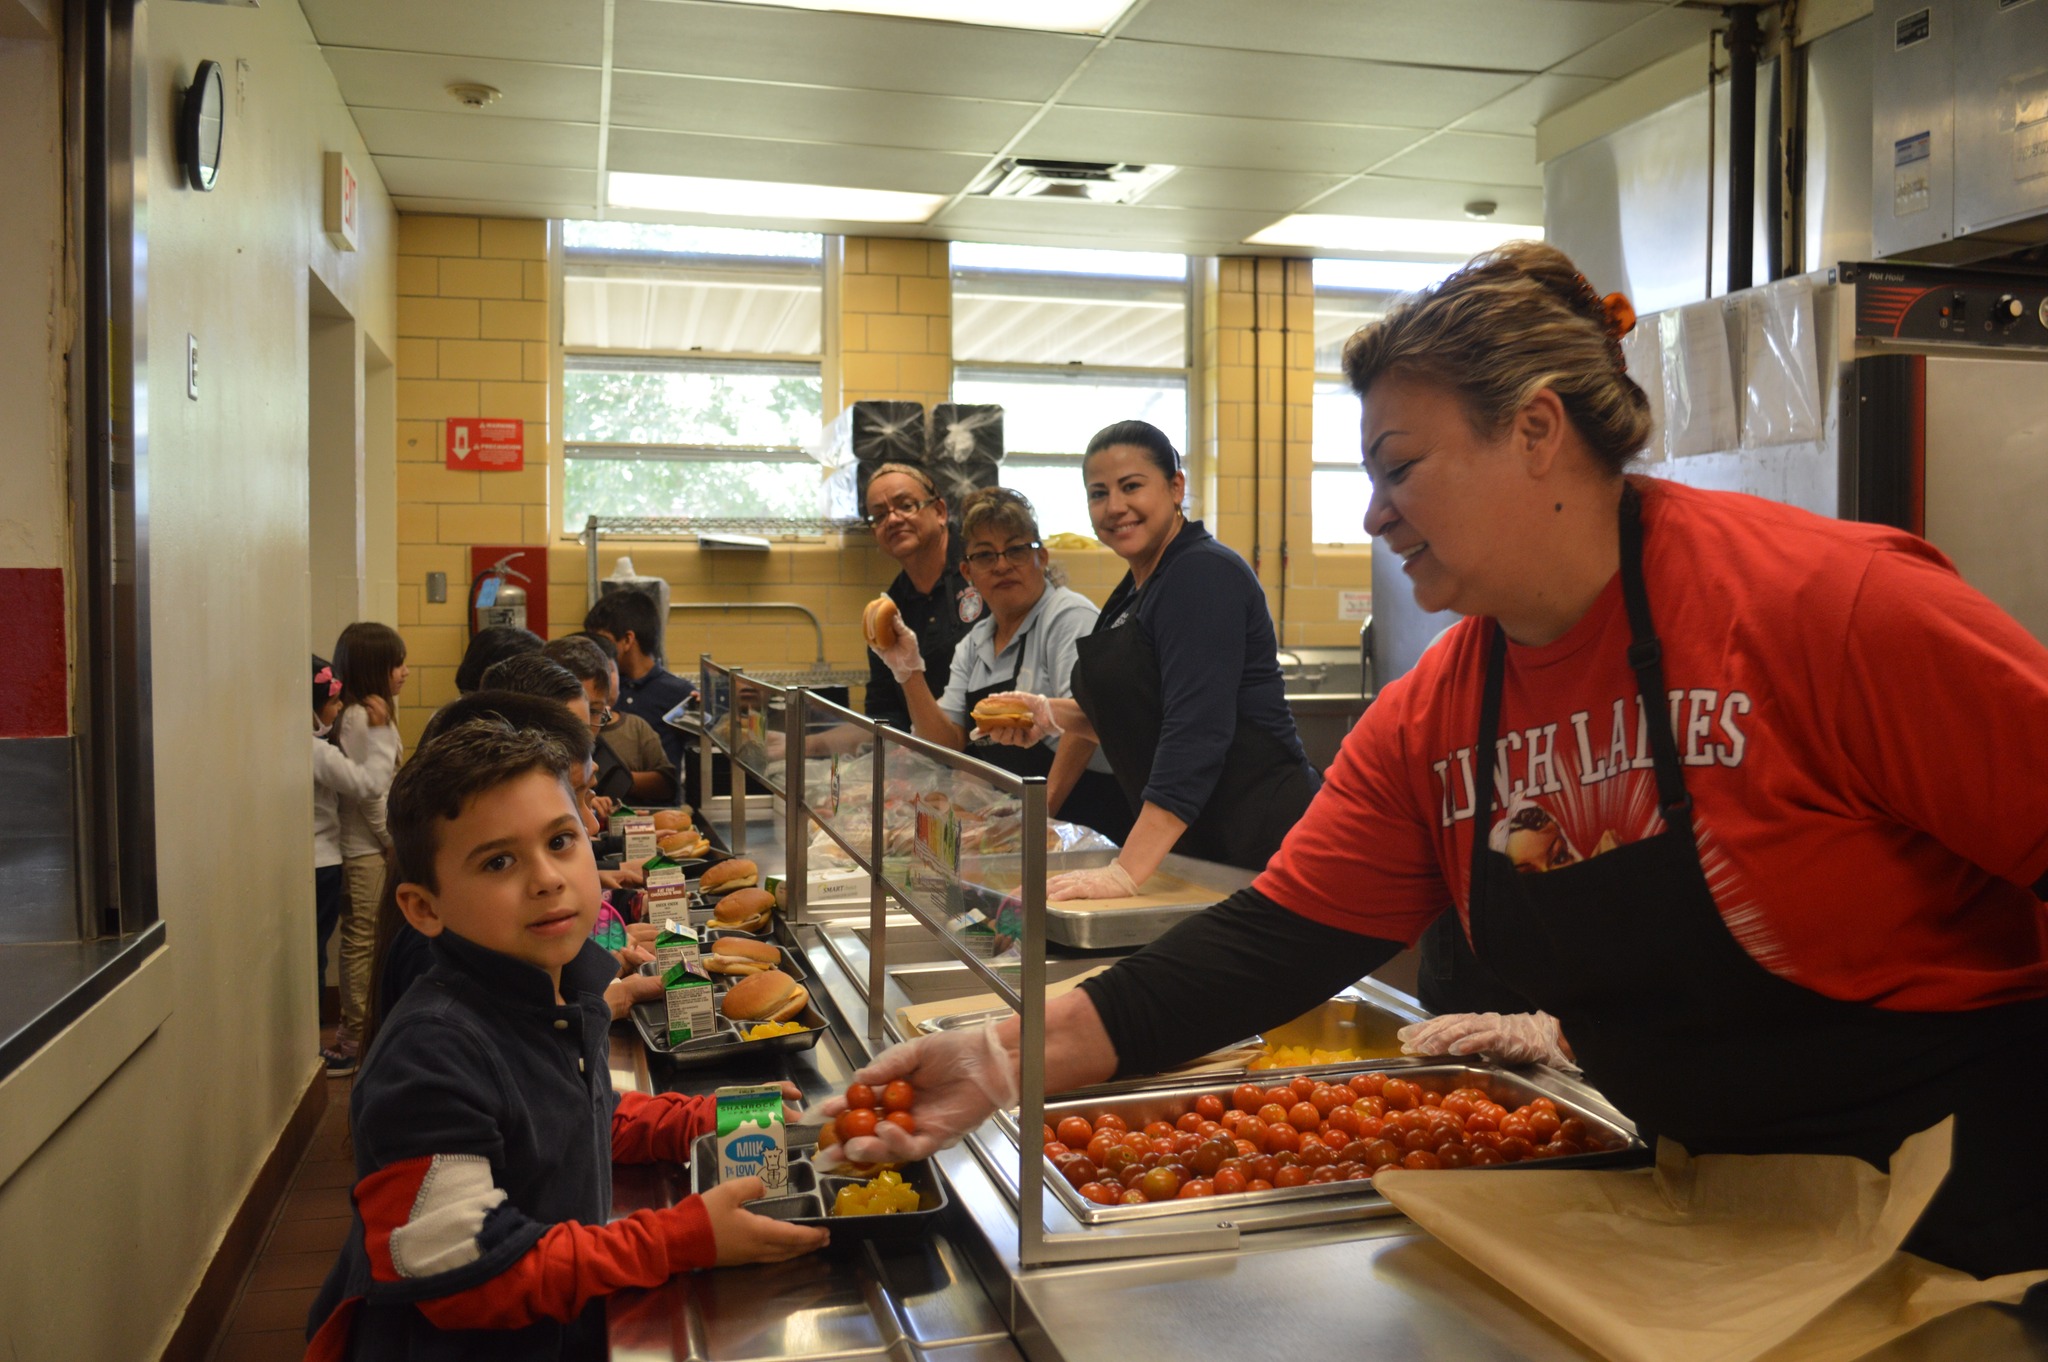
[1396,1011,1577,1071]
[870,614,924,684]
[1046,861,1139,902]
[972,690,1061,746]
[802,1022,1017,1170]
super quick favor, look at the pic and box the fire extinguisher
[469,553,531,637]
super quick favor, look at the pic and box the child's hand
[614,944,654,977]
[363,695,391,727]
[626,921,660,950]
[700,1179,829,1264]
[604,973,663,1022]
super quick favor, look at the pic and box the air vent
[968,159,1177,205]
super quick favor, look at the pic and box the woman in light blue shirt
[883,487,1133,842]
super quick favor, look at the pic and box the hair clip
[314,665,341,698]
[1601,292,1637,340]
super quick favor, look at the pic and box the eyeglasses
[588,705,612,731]
[863,495,938,527]
[962,541,1044,571]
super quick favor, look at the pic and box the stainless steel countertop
[608,821,2048,1362]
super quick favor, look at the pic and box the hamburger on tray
[702,935,781,977]
[720,968,809,1024]
[712,887,775,935]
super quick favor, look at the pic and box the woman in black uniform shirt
[987,422,1318,895]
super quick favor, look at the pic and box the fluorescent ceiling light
[704,0,1135,34]
[951,240,1186,280]
[608,172,944,225]
[1311,258,1462,293]
[1247,214,1544,257]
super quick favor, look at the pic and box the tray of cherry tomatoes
[1030,1064,1643,1226]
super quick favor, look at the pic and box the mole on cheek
[1555,502,1563,512]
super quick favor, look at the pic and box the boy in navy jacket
[305,718,824,1361]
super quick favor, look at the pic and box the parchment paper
[1375,1119,2046,1362]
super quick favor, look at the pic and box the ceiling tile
[1455,72,1611,136]
[319,48,602,123]
[1062,41,1524,126]
[612,0,1094,102]
[1373,131,1542,188]
[1553,6,1721,79]
[608,72,1035,156]
[1302,174,1544,223]
[606,127,987,195]
[936,196,1279,246]
[1015,106,1423,174]
[350,108,598,169]
[1119,0,1660,73]
[301,0,606,66]
[1138,167,1352,212]
[375,156,600,204]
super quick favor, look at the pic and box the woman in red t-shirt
[814,242,2048,1280]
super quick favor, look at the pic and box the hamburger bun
[657,830,709,860]
[721,968,809,1023]
[714,887,775,933]
[703,936,781,976]
[652,808,693,833]
[970,698,1036,731]
[700,858,759,893]
[863,596,901,650]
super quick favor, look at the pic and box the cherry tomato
[1285,1075,1315,1099]
[885,1110,917,1135]
[1086,1132,1117,1164]
[1271,1149,1301,1168]
[1196,1121,1224,1139]
[1329,1106,1362,1136]
[846,1083,877,1110]
[1121,1131,1151,1154]
[1042,1124,1055,1146]
[1233,1138,1258,1159]
[1144,1120,1175,1141]
[1273,1164,1311,1188]
[1362,1139,1404,1168]
[1120,1188,1146,1205]
[1464,1109,1500,1133]
[1440,1093,1476,1120]
[1352,1072,1387,1097]
[1381,1079,1419,1111]
[840,1108,879,1140]
[1119,1165,1148,1189]
[1194,1093,1226,1121]
[1401,1149,1443,1170]
[1286,1102,1319,1132]
[1436,1143,1473,1169]
[1171,1131,1202,1155]
[1176,1111,1204,1134]
[1469,1146,1506,1166]
[1497,1136,1534,1163]
[1081,1181,1121,1206]
[1257,1103,1290,1128]
[1534,1141,1580,1161]
[1189,1139,1232,1176]
[1499,1112,1535,1141]
[1354,1095,1386,1119]
[1094,1113,1128,1134]
[1355,1115,1384,1139]
[1558,1117,1590,1144]
[1212,1166,1248,1196]
[1466,1129,1503,1151]
[1232,1084,1265,1114]
[1057,1116,1095,1148]
[1319,1125,1353,1153]
[1420,1089,1442,1107]
[1528,1097,1559,1115]
[1246,1178,1275,1192]
[1056,1154,1098,1188]
[1265,1087,1296,1109]
[1310,1166,1343,1183]
[1101,1146,1137,1176]
[1299,1141,1336,1168]
[1138,1167,1183,1201]
[882,1081,916,1113]
[1310,1087,1343,1117]
[1176,1179,1214,1198]
[1527,1108,1562,1141]
[1246,1155,1278,1183]
[1327,1084,1358,1105]
[1264,1123,1301,1154]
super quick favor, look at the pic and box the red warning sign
[446,417,525,471]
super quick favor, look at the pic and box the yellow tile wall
[836,237,953,412]
[392,213,554,748]
[1199,256,1370,650]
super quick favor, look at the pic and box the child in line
[544,634,680,805]
[311,656,396,1004]
[581,590,694,774]
[327,621,409,1076]
[304,719,824,1361]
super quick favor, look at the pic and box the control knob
[1994,294,2024,327]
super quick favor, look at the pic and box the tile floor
[205,1048,353,1362]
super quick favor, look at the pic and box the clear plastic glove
[1396,1011,1577,1071]
[871,614,924,684]
[801,1022,1016,1171]
[1046,861,1138,902]
[972,690,1061,747]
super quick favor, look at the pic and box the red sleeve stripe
[356,1154,507,1283]
[611,1090,716,1164]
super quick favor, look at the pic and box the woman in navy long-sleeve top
[986,421,1319,896]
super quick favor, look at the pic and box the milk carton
[653,920,714,1046]
[715,1083,789,1194]
[644,856,690,924]
[621,813,659,865]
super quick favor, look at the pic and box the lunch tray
[629,997,828,1070]
[687,1126,949,1246]
[688,903,801,953]
[640,945,809,993]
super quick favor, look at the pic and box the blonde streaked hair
[959,487,1065,587]
[1340,241,1654,475]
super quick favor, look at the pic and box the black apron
[1069,593,1316,873]
[590,731,638,803]
[1461,484,2048,1278]
[963,620,1133,845]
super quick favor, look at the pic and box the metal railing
[690,653,1237,1266]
